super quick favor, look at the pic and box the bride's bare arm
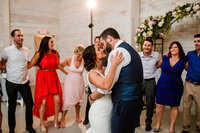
[89,51,124,90]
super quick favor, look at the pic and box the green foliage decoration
[136,2,200,49]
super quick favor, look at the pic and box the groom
[89,28,143,133]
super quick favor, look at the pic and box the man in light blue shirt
[138,38,160,131]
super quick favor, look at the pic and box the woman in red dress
[28,36,68,132]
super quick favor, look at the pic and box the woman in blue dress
[154,41,187,133]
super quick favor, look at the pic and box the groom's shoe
[83,119,89,125]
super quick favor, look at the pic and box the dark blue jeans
[6,80,34,132]
[111,99,143,133]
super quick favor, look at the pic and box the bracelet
[89,95,95,101]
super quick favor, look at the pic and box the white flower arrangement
[136,2,200,47]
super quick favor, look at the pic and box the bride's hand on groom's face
[110,51,124,66]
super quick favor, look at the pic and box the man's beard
[195,45,200,50]
[105,41,112,53]
[16,41,22,46]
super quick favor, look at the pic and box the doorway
[34,35,54,52]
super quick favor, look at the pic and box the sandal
[40,124,47,133]
[154,128,160,132]
[60,121,65,128]
[40,127,47,133]
[54,122,60,129]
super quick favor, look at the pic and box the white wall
[8,0,60,85]
[58,0,139,83]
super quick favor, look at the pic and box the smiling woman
[60,45,85,128]
[154,41,187,133]
[28,36,68,132]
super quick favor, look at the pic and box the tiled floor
[1,95,89,133]
[1,86,197,133]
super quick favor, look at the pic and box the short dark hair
[168,41,185,59]
[144,38,153,45]
[100,28,120,40]
[82,45,96,71]
[194,34,200,38]
[94,36,100,42]
[11,29,21,37]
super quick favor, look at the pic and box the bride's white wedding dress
[86,70,113,133]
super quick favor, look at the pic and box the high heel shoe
[169,127,175,133]
[40,127,47,133]
[154,128,160,132]
[54,122,60,129]
[154,123,161,132]
[60,121,65,128]
[40,124,47,133]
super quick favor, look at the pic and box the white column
[3,0,10,46]
[130,0,140,50]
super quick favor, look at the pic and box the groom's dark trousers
[111,99,143,133]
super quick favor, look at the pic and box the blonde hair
[74,45,85,54]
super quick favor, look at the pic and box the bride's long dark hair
[82,45,97,71]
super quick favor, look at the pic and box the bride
[82,44,123,133]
